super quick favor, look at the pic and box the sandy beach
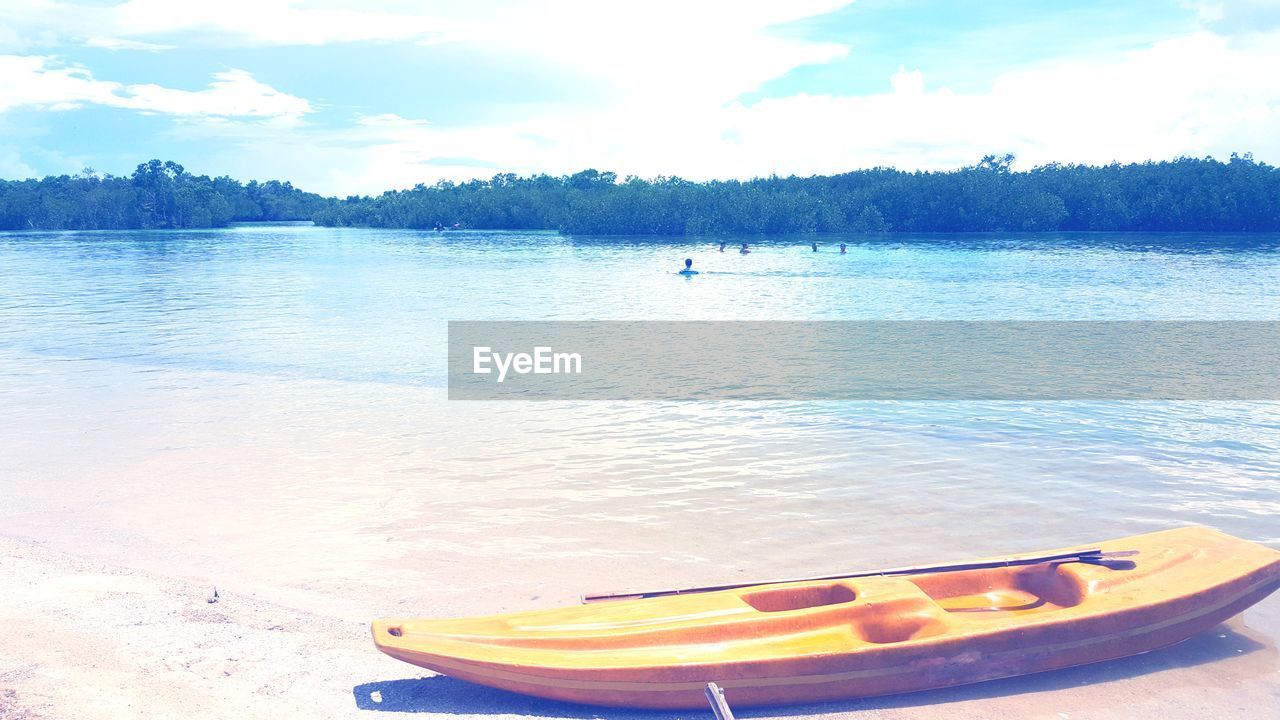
[2,532,1277,720]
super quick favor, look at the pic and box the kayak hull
[372,526,1280,708]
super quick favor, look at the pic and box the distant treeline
[0,160,329,230]
[315,154,1280,234]
[4,155,1280,234]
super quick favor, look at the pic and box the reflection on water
[0,225,1278,624]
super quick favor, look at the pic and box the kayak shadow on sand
[351,622,1269,717]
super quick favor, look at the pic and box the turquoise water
[1,223,1279,620]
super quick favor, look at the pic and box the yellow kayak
[372,526,1280,708]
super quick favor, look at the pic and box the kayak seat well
[743,580,951,644]
[848,595,951,643]
[742,583,857,612]
[909,563,1090,615]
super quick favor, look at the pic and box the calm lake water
[1,223,1279,625]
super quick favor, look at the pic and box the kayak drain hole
[387,627,403,637]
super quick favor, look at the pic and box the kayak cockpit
[910,562,1089,615]
[736,561,1093,619]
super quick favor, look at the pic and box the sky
[1,0,1279,196]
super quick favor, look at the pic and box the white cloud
[0,55,121,112]
[29,0,846,62]
[889,66,924,95]
[6,1,1280,196]
[2,0,849,82]
[82,36,175,51]
[0,56,312,120]
[0,0,457,48]
[111,0,457,45]
[122,69,311,119]
[442,1,850,106]
[1187,0,1280,35]
[0,145,37,178]
[139,1,858,194]
[261,26,1280,195]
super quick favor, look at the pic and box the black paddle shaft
[582,549,1138,603]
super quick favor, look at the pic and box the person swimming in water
[678,258,699,275]
[811,242,818,252]
[719,241,726,252]
[840,243,847,254]
[740,243,751,255]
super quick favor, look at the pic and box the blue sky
[2,0,1279,195]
